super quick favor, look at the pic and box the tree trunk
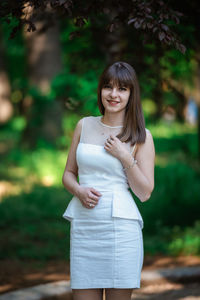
[22,5,63,148]
[164,80,188,122]
[0,31,13,124]
[91,10,127,65]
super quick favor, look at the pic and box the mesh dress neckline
[79,116,136,154]
[98,116,124,129]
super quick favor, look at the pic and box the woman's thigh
[72,288,103,300]
[105,288,133,300]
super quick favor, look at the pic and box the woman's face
[101,82,131,113]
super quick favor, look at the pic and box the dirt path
[132,282,200,299]
[1,255,200,298]
[40,281,200,300]
[39,282,200,300]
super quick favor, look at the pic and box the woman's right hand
[77,187,102,209]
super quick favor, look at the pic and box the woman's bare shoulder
[136,128,155,157]
[143,128,155,151]
[137,128,154,149]
[145,127,154,139]
[75,115,97,135]
[145,127,151,133]
[72,118,84,143]
[75,118,83,130]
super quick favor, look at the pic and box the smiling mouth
[107,100,120,104]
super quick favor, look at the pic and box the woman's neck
[102,113,125,127]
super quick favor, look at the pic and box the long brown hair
[97,61,146,146]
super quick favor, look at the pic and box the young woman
[62,61,155,300]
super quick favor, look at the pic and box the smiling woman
[101,83,130,108]
[97,62,147,146]
[62,61,155,300]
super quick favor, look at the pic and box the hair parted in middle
[97,61,146,146]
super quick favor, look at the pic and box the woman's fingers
[88,195,99,204]
[90,188,102,197]
[87,188,102,208]
[80,187,102,209]
[83,198,97,209]
[81,199,96,208]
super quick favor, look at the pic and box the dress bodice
[63,116,144,229]
[77,142,130,190]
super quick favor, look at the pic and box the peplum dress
[63,115,145,289]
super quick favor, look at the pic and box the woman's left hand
[104,134,129,160]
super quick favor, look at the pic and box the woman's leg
[105,288,133,300]
[72,288,104,300]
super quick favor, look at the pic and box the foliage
[0,119,199,260]
[1,20,28,110]
[144,220,200,256]
[168,221,200,256]
[139,161,200,231]
[134,120,200,234]
[0,5,197,149]
[0,185,71,260]
[0,0,186,53]
[0,1,199,262]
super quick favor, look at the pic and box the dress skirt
[69,191,144,289]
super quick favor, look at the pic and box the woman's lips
[107,100,120,106]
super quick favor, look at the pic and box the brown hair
[97,61,146,146]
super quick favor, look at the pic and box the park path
[0,265,200,300]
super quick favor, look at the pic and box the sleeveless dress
[63,116,144,289]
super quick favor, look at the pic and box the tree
[0,29,13,124]
[0,0,186,53]
[3,0,200,153]
[22,5,63,147]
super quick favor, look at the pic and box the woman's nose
[110,88,118,98]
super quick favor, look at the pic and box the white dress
[63,116,145,289]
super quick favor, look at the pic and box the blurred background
[0,0,200,297]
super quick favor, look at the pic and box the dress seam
[136,221,142,287]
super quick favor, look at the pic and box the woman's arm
[62,118,102,208]
[119,129,155,202]
[62,118,83,198]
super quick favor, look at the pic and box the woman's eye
[119,87,127,91]
[104,85,111,89]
